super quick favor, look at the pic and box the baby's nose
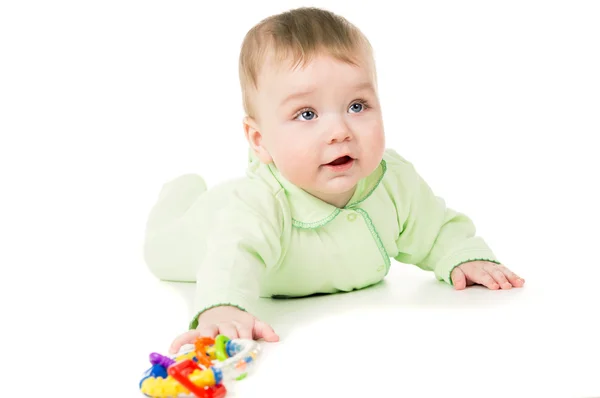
[327,121,352,143]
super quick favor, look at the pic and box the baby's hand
[450,261,525,290]
[169,305,279,354]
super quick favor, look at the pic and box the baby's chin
[281,166,364,197]
[312,176,360,197]
[324,176,359,190]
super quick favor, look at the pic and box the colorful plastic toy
[139,335,261,397]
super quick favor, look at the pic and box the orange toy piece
[194,337,215,369]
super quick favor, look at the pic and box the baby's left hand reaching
[450,261,525,290]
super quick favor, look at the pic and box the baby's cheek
[287,156,313,179]
[273,149,310,183]
[362,127,384,149]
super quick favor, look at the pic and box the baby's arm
[143,175,284,348]
[387,150,523,289]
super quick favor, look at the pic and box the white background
[1,0,599,397]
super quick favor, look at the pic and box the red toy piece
[168,359,227,398]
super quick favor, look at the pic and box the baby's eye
[349,101,367,113]
[295,109,317,121]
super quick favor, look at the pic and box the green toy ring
[214,334,230,361]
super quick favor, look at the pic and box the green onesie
[143,148,498,329]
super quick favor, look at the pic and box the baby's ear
[243,116,273,164]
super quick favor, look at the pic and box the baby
[143,7,525,354]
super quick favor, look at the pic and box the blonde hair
[239,7,374,118]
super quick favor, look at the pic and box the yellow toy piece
[140,375,189,397]
[188,368,216,388]
[174,351,197,363]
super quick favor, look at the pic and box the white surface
[2,1,599,397]
[133,262,600,398]
[132,262,600,398]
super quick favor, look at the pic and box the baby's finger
[169,329,203,354]
[484,263,512,289]
[496,264,525,287]
[451,266,467,290]
[465,265,499,290]
[197,324,219,339]
[235,323,254,340]
[217,323,239,340]
[254,320,280,342]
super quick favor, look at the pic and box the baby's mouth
[326,155,353,166]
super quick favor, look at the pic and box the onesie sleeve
[384,149,500,285]
[143,174,284,330]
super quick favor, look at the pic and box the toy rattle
[139,335,261,397]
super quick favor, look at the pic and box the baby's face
[250,51,385,206]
